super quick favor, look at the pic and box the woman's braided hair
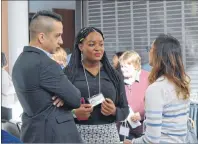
[64,27,122,104]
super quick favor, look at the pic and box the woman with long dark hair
[64,27,129,143]
[124,34,191,144]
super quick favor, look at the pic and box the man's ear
[78,43,83,52]
[38,33,45,44]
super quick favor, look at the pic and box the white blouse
[2,69,23,121]
[2,69,16,108]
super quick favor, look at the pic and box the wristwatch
[71,109,76,118]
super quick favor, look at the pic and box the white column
[8,1,28,122]
[8,1,29,74]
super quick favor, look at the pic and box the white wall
[29,1,76,13]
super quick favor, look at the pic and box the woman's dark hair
[64,27,122,103]
[149,34,190,99]
[115,51,124,58]
[113,51,125,79]
[1,52,7,68]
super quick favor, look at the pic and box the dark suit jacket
[12,46,82,143]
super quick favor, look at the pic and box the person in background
[1,52,16,121]
[52,47,67,69]
[64,27,129,143]
[12,10,82,143]
[66,53,72,65]
[124,34,191,144]
[119,50,149,141]
[112,51,124,70]
[141,46,152,72]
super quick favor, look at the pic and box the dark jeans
[2,106,12,121]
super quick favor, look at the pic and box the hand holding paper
[127,106,141,129]
[101,98,116,116]
[131,112,141,122]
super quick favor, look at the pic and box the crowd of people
[2,10,193,143]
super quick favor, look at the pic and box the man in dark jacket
[12,10,82,143]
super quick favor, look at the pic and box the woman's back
[146,77,189,143]
[126,34,191,144]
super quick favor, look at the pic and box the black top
[71,64,129,125]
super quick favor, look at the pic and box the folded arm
[40,63,81,109]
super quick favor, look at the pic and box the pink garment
[125,70,149,135]
[125,70,149,120]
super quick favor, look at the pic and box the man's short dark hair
[31,10,62,22]
[29,10,62,40]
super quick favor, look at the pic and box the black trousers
[2,106,12,121]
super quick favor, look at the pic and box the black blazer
[12,46,82,143]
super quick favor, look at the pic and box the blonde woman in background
[52,47,67,69]
[118,51,149,141]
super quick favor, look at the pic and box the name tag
[119,125,129,137]
[88,93,105,107]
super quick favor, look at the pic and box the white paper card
[127,106,141,129]
[119,125,129,136]
[88,93,105,107]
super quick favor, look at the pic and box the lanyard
[82,61,101,99]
